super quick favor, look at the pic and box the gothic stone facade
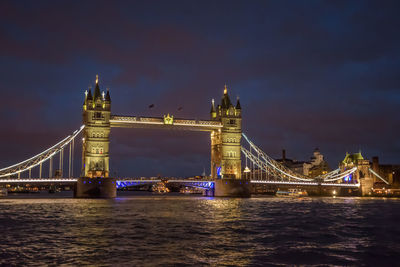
[82,76,111,178]
[210,85,242,179]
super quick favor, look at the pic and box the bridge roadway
[0,178,360,189]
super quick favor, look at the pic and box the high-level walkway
[110,115,222,131]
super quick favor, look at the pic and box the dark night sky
[1,0,399,177]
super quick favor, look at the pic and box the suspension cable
[0,125,84,178]
[369,168,389,185]
[241,133,358,183]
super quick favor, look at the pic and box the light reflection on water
[1,193,400,266]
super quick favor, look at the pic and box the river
[1,192,400,266]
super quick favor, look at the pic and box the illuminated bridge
[0,126,368,191]
[0,76,389,196]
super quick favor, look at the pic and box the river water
[1,192,400,266]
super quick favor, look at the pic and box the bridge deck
[0,178,360,188]
[110,115,222,131]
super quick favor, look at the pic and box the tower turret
[87,88,93,100]
[105,88,111,102]
[235,97,241,116]
[85,88,93,109]
[210,99,217,119]
[236,97,241,109]
[221,84,232,109]
[83,90,88,110]
[94,75,101,100]
[104,88,111,111]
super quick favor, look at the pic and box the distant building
[371,156,400,186]
[303,148,330,177]
[275,149,305,175]
[276,148,331,177]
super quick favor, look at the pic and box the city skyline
[0,1,399,177]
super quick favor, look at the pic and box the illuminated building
[82,75,111,178]
[210,85,242,179]
[276,148,331,177]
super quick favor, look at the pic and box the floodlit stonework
[210,85,242,179]
[82,75,111,178]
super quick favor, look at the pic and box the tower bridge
[79,76,245,197]
[0,75,387,197]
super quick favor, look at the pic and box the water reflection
[1,195,400,266]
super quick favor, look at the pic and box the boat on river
[276,188,308,197]
[0,188,8,197]
[151,182,170,194]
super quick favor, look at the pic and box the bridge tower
[211,85,242,179]
[210,85,250,197]
[82,75,111,178]
[75,75,116,198]
[340,152,373,196]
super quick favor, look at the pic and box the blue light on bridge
[343,174,353,182]
[115,180,215,190]
[217,166,221,178]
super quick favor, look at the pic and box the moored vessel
[0,188,8,197]
[152,182,170,194]
[276,188,308,197]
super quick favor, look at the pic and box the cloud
[0,0,400,175]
